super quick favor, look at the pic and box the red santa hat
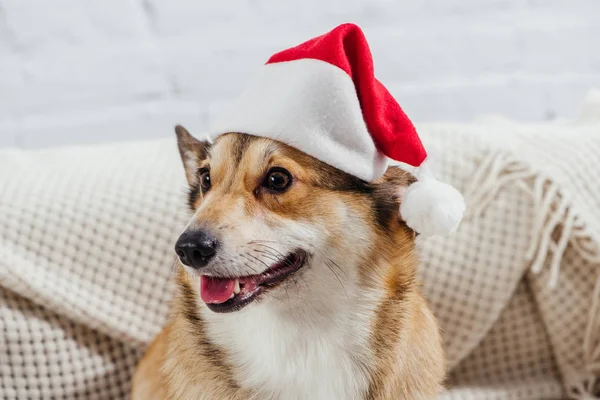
[208,23,465,236]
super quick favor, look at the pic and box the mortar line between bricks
[0,2,18,51]
[139,0,159,36]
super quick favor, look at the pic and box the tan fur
[131,325,169,400]
[132,127,445,399]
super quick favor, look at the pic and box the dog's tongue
[200,276,235,304]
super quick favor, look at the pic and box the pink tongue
[200,276,236,304]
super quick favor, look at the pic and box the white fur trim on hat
[207,58,388,182]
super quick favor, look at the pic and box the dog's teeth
[229,292,235,299]
[234,279,241,294]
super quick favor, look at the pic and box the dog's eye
[199,169,211,192]
[263,168,292,192]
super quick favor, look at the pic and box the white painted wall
[0,0,599,148]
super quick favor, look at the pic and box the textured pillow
[0,139,188,398]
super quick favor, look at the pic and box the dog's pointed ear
[175,125,210,186]
[375,166,418,232]
[378,166,416,194]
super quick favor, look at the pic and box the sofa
[1,92,599,399]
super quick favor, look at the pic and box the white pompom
[400,163,465,236]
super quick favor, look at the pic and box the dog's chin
[199,250,308,313]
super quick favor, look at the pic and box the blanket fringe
[465,150,600,288]
[466,150,600,399]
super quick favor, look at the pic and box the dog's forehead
[209,133,286,168]
[204,133,382,195]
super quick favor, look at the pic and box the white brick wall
[1,0,599,148]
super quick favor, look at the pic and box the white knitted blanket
[1,92,599,399]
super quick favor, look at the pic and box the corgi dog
[131,125,445,400]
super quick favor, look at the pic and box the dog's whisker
[284,284,291,303]
[247,254,270,270]
[248,240,280,245]
[258,249,284,261]
[170,258,180,274]
[239,254,262,274]
[251,249,280,263]
[249,243,286,256]
[327,259,348,278]
[325,261,348,298]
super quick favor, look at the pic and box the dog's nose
[175,230,218,269]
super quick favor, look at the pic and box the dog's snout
[175,230,218,269]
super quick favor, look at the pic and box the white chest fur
[201,289,381,400]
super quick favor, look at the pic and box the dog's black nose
[175,230,218,269]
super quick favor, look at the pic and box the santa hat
[208,23,465,236]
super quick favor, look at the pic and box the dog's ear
[175,125,210,186]
[379,166,416,196]
[374,166,417,232]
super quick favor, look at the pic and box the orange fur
[132,127,445,399]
